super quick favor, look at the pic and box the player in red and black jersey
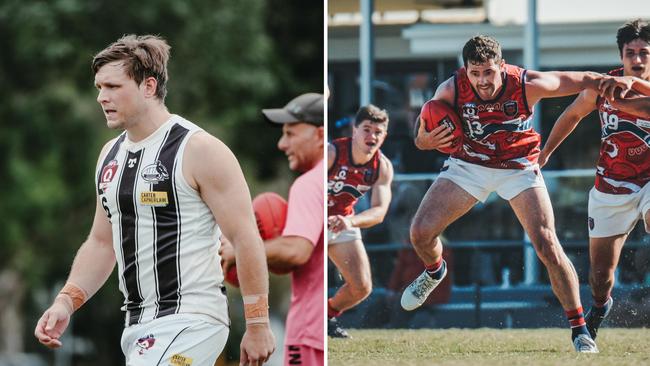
[403,35,620,353]
[327,105,394,338]
[540,19,650,342]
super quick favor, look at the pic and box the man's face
[352,120,388,156]
[466,59,504,100]
[94,61,147,130]
[622,38,650,80]
[277,122,323,172]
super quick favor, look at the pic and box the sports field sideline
[328,328,650,365]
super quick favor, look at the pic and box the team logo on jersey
[503,100,518,117]
[170,354,193,366]
[99,160,119,192]
[140,191,169,207]
[136,334,155,355]
[128,157,138,168]
[363,168,376,184]
[588,217,595,231]
[141,160,169,183]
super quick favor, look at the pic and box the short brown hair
[354,104,389,126]
[462,35,502,67]
[617,19,650,56]
[92,34,171,101]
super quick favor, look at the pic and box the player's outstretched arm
[539,89,598,167]
[599,75,650,100]
[414,78,455,151]
[35,142,117,349]
[329,156,393,232]
[610,96,650,119]
[525,70,604,105]
[185,132,274,365]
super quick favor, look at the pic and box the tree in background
[0,0,322,364]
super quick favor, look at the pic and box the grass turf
[328,328,650,365]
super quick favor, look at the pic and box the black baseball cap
[262,93,324,126]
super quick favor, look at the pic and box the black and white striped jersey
[96,115,229,327]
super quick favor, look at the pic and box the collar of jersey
[122,115,178,152]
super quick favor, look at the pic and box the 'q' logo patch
[99,160,119,192]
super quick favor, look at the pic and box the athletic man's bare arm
[346,156,393,229]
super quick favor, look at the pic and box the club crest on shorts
[588,217,595,231]
[136,334,155,355]
[170,354,193,366]
[141,160,170,183]
[503,100,518,117]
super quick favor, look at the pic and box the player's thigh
[412,177,477,233]
[328,239,371,285]
[590,234,627,272]
[509,186,557,240]
[123,315,228,366]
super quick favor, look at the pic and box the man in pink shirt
[262,93,324,366]
[222,93,324,365]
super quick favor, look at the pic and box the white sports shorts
[437,158,546,203]
[588,184,650,238]
[328,227,362,245]
[121,313,228,366]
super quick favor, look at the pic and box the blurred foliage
[0,0,322,364]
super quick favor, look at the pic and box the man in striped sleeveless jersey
[34,34,275,365]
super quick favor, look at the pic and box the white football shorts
[437,157,546,203]
[121,313,228,366]
[328,227,362,245]
[588,184,650,238]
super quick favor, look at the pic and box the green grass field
[328,328,650,365]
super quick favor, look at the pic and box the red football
[252,192,288,240]
[420,99,464,154]
[224,192,288,287]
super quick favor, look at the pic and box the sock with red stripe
[566,307,589,340]
[425,258,446,280]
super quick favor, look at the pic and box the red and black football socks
[566,307,590,340]
[425,258,446,281]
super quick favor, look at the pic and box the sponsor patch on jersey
[141,160,170,183]
[170,354,193,366]
[637,119,650,129]
[140,191,169,206]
